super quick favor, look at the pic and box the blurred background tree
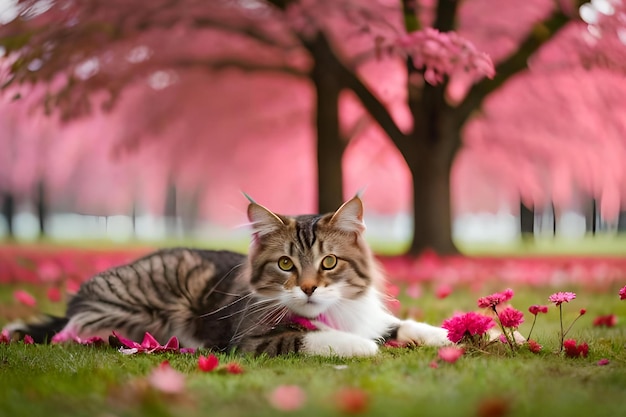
[1,0,625,255]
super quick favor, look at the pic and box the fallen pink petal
[147,361,186,394]
[13,290,37,307]
[225,362,244,374]
[597,359,610,366]
[268,385,307,411]
[438,346,464,363]
[198,354,219,372]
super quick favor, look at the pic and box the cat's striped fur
[7,197,450,357]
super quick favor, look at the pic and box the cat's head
[246,196,381,318]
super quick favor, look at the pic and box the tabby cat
[7,196,450,357]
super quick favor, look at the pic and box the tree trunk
[404,140,457,255]
[2,191,15,239]
[399,70,459,255]
[310,34,344,214]
[36,181,46,238]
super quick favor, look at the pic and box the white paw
[397,320,451,346]
[303,330,379,357]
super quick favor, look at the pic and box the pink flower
[225,362,244,374]
[113,331,179,354]
[498,307,524,328]
[563,339,589,358]
[528,305,548,315]
[335,388,369,414]
[549,292,576,306]
[593,314,617,327]
[619,285,626,300]
[477,289,514,309]
[579,309,586,316]
[442,312,495,343]
[405,283,422,299]
[268,385,307,411]
[527,339,542,353]
[198,355,219,372]
[23,335,34,344]
[429,360,439,369]
[147,361,186,394]
[14,290,37,307]
[597,358,610,366]
[437,346,464,364]
[37,262,62,283]
[0,329,10,344]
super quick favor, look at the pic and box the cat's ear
[247,202,286,236]
[329,196,365,234]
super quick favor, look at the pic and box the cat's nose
[300,284,317,296]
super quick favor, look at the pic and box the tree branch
[172,57,308,77]
[455,6,579,127]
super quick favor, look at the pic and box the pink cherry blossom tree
[2,0,625,254]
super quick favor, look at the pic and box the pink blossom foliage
[442,312,495,343]
[268,385,307,411]
[549,292,576,306]
[477,289,514,309]
[395,28,495,85]
[498,307,524,328]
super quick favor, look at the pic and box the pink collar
[290,314,332,330]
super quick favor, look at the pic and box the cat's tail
[3,315,69,343]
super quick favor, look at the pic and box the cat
[6,196,450,357]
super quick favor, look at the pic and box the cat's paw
[397,320,451,346]
[303,330,379,357]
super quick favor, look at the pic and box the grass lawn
[2,284,626,417]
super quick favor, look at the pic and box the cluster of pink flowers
[439,285,626,357]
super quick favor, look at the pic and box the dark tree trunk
[164,182,177,236]
[36,181,46,238]
[2,191,15,239]
[401,70,459,255]
[310,34,345,214]
[520,201,534,236]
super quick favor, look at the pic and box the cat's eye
[321,255,337,270]
[278,256,295,271]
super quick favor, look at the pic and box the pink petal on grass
[438,346,464,363]
[225,362,244,374]
[198,355,219,372]
[14,290,37,307]
[46,287,62,303]
[268,385,307,411]
[335,387,369,414]
[148,361,186,394]
[597,359,610,366]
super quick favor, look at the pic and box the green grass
[2,286,626,417]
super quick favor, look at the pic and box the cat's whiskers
[197,292,255,318]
